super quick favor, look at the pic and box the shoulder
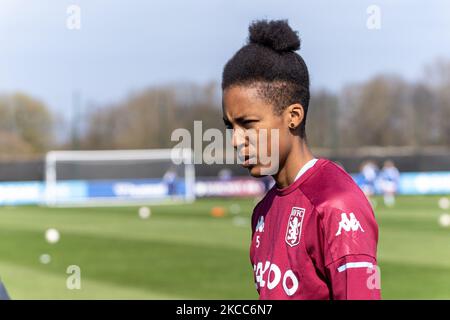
[300,159,369,214]
[300,160,379,263]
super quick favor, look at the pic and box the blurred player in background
[163,166,177,198]
[379,160,400,207]
[359,160,379,207]
[218,168,232,180]
[222,20,380,300]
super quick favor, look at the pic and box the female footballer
[221,20,380,300]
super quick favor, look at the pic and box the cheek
[252,126,290,161]
[273,128,291,160]
[247,129,272,157]
[264,120,289,155]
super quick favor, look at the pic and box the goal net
[44,149,195,206]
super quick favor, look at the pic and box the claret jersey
[250,158,381,300]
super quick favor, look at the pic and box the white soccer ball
[139,206,151,219]
[232,217,247,227]
[438,197,450,210]
[39,254,51,264]
[45,228,60,244]
[438,213,450,228]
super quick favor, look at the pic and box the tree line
[1,59,449,159]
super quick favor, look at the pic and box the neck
[274,139,314,189]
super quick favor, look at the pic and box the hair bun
[248,19,300,52]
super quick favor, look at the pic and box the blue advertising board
[0,171,449,205]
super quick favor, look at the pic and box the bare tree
[0,93,53,157]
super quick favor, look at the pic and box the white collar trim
[294,158,318,182]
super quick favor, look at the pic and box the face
[222,85,295,177]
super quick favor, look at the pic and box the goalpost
[44,148,195,207]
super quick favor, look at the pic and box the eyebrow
[223,116,253,123]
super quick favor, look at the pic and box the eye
[242,119,258,128]
[223,119,233,130]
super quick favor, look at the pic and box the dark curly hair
[222,19,310,138]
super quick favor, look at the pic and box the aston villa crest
[285,207,305,247]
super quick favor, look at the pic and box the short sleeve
[325,254,381,300]
[320,204,378,266]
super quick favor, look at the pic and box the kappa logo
[335,212,365,236]
[285,207,305,247]
[256,216,265,233]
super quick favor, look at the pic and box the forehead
[222,85,271,119]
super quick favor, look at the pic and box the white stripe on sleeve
[337,262,374,273]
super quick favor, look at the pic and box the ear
[286,103,304,130]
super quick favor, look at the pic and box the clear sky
[1,0,450,114]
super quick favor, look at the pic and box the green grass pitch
[0,195,449,299]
